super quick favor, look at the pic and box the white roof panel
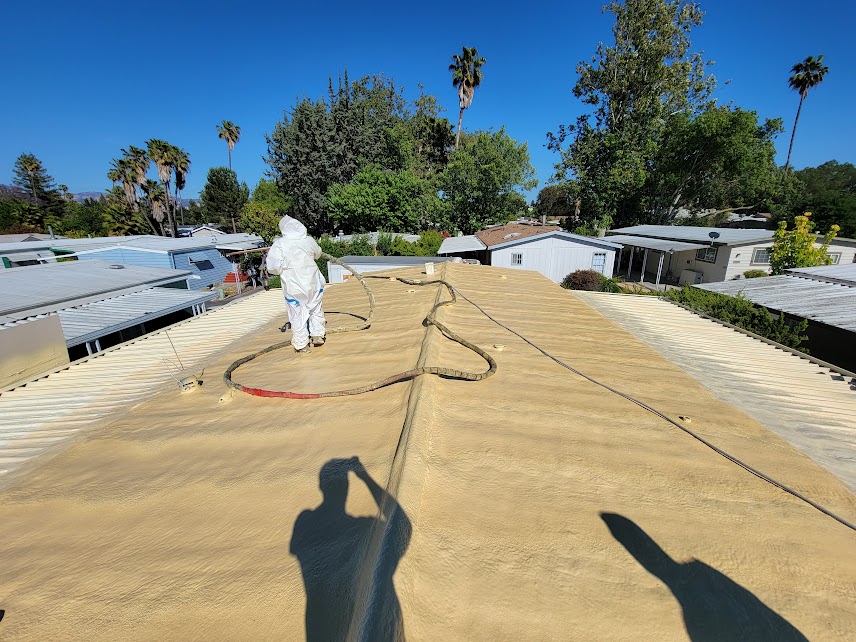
[611,225,774,246]
[602,234,705,253]
[0,260,191,322]
[787,263,856,285]
[437,235,486,254]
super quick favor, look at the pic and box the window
[752,248,771,264]
[511,253,523,266]
[695,247,718,263]
[827,253,841,264]
[591,253,607,274]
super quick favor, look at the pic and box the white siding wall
[724,240,855,281]
[490,236,616,282]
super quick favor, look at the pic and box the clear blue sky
[2,0,854,202]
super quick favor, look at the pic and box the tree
[147,139,180,237]
[548,0,715,229]
[644,107,783,223]
[266,73,409,233]
[769,212,839,275]
[785,55,828,173]
[791,161,856,237]
[449,47,486,149]
[326,165,442,233]
[535,184,576,220]
[12,153,57,203]
[217,120,241,170]
[173,148,190,225]
[239,179,292,243]
[200,167,249,233]
[439,128,537,234]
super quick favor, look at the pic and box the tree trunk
[784,96,804,174]
[455,107,465,150]
[228,147,232,171]
[144,212,159,236]
[231,214,237,234]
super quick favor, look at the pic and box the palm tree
[109,155,159,235]
[785,55,829,172]
[217,120,241,169]
[147,139,180,237]
[142,179,167,235]
[449,47,486,149]
[173,148,190,225]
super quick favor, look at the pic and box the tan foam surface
[0,263,854,640]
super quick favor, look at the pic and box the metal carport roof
[604,234,705,253]
[698,275,856,332]
[55,287,217,346]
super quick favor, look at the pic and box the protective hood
[279,215,307,240]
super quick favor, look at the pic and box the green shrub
[599,276,621,293]
[267,275,281,288]
[743,269,768,279]
[665,285,808,350]
[561,270,604,291]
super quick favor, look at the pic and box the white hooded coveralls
[265,216,326,350]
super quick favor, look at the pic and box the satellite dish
[708,231,720,240]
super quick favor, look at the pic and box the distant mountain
[72,191,106,202]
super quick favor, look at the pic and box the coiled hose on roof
[223,255,496,398]
[223,254,856,533]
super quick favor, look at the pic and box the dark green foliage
[535,184,575,220]
[326,165,441,233]
[439,128,537,234]
[665,285,808,350]
[561,270,605,291]
[200,167,249,232]
[266,73,412,234]
[788,161,856,237]
[743,269,768,279]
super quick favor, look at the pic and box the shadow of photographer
[291,457,411,641]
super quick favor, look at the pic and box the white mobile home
[609,225,856,285]
[439,224,621,283]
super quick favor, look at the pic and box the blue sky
[1,0,854,202]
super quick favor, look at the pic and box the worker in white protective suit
[265,215,326,353]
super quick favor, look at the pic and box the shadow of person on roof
[291,457,411,642]
[601,513,807,641]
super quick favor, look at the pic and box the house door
[591,252,607,274]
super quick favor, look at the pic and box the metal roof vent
[503,232,522,239]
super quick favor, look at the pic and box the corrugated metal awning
[56,287,217,346]
[698,276,856,332]
[605,235,705,253]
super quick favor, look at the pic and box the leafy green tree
[645,107,784,222]
[200,167,249,233]
[326,165,442,233]
[791,161,856,237]
[785,55,828,172]
[217,120,241,170]
[266,73,408,234]
[548,0,715,228]
[770,212,839,275]
[239,179,292,243]
[535,184,575,220]
[440,128,537,233]
[449,47,487,149]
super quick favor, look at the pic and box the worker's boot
[311,336,326,347]
[294,345,311,354]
